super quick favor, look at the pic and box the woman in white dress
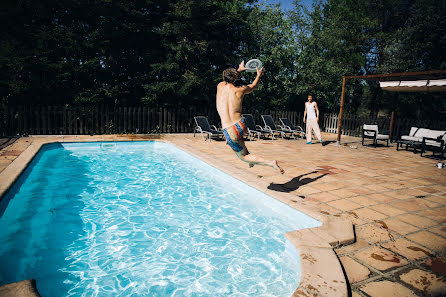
[303,95,323,144]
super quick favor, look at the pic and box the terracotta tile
[306,192,340,203]
[417,186,442,194]
[367,193,396,203]
[369,204,406,217]
[347,196,379,207]
[382,237,433,260]
[365,184,391,192]
[399,268,446,296]
[416,209,446,223]
[406,231,446,252]
[296,186,321,195]
[359,280,418,297]
[396,213,438,229]
[378,218,419,236]
[428,225,446,238]
[339,256,370,283]
[335,239,371,256]
[354,246,408,271]
[356,224,395,244]
[327,199,362,212]
[426,195,446,204]
[330,188,358,198]
[350,208,387,221]
[339,212,367,226]
[379,182,409,190]
[392,200,426,212]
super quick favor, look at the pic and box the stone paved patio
[0,133,445,296]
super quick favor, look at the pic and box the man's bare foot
[272,160,284,174]
[249,163,254,168]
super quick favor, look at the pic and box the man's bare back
[216,61,284,174]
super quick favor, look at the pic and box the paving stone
[298,246,348,297]
[378,218,419,235]
[350,208,387,221]
[327,199,362,211]
[428,225,446,238]
[392,200,426,212]
[417,209,446,224]
[339,256,371,283]
[396,213,438,229]
[359,280,418,297]
[417,186,442,194]
[347,196,378,206]
[399,268,446,297]
[354,246,408,271]
[406,231,446,252]
[367,193,397,203]
[381,237,433,260]
[335,239,370,256]
[426,195,446,204]
[330,188,358,198]
[369,204,406,217]
[356,224,395,243]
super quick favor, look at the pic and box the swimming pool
[0,141,321,296]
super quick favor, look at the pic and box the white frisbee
[245,59,262,72]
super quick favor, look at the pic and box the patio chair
[193,116,224,142]
[361,124,389,147]
[279,118,305,139]
[261,115,288,140]
[420,130,446,159]
[242,114,272,140]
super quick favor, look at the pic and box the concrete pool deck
[0,133,445,297]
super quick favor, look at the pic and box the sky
[264,0,315,10]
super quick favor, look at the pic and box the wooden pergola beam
[336,69,446,145]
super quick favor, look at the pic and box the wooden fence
[2,105,444,139]
[0,105,304,136]
[322,113,446,140]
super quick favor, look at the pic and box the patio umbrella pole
[336,76,347,145]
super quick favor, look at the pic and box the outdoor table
[396,139,421,153]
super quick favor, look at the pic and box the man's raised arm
[243,66,264,95]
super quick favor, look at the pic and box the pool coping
[0,135,354,297]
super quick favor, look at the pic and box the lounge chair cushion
[408,127,419,137]
[401,135,422,142]
[413,128,430,137]
[363,124,378,136]
[376,134,389,140]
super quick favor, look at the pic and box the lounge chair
[361,124,389,147]
[242,114,272,140]
[193,116,224,142]
[261,115,289,139]
[279,118,305,139]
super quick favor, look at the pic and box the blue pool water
[0,141,320,296]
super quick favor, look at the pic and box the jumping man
[216,61,284,174]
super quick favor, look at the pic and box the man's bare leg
[236,152,284,174]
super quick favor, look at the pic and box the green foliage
[0,0,445,121]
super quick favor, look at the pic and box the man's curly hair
[222,68,241,84]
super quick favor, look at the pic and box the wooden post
[336,76,347,145]
[389,111,395,142]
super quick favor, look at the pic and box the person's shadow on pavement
[267,171,327,193]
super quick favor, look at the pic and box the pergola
[336,69,446,144]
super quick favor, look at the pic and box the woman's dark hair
[223,68,241,84]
